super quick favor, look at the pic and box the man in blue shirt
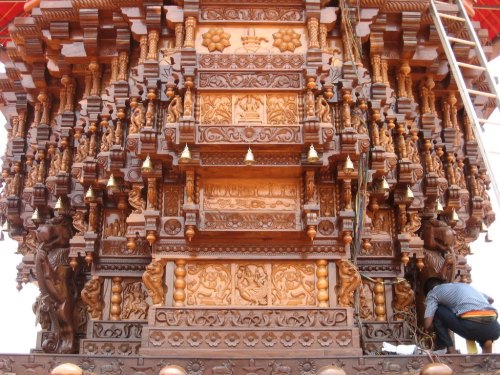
[424,277,500,354]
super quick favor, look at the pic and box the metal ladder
[430,0,500,203]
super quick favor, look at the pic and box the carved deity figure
[432,153,445,178]
[403,212,421,237]
[74,138,89,163]
[336,260,361,307]
[167,95,183,124]
[48,153,62,177]
[34,215,75,353]
[142,260,165,305]
[315,96,331,123]
[130,105,146,134]
[235,265,268,305]
[122,282,149,319]
[72,211,86,235]
[183,87,194,118]
[128,184,146,213]
[25,165,38,188]
[379,126,394,152]
[236,94,263,123]
[406,138,420,164]
[422,218,457,281]
[393,279,415,315]
[305,90,315,118]
[81,276,104,320]
[100,125,115,152]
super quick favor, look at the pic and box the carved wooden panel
[198,54,305,69]
[197,125,302,144]
[199,7,305,22]
[200,178,301,230]
[185,261,317,306]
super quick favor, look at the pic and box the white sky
[0,58,498,354]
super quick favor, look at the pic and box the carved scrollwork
[198,125,302,143]
[199,72,302,89]
[200,7,304,21]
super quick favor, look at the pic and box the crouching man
[424,277,500,354]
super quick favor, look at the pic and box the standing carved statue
[26,165,38,188]
[167,95,183,123]
[392,279,415,314]
[315,96,331,123]
[184,87,193,117]
[72,211,86,235]
[48,153,62,176]
[122,282,149,319]
[81,276,104,320]
[142,259,165,305]
[34,215,75,353]
[100,125,115,152]
[305,90,315,118]
[128,185,146,213]
[336,260,361,307]
[130,105,146,134]
[74,138,89,163]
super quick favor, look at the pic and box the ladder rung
[437,12,466,22]
[457,62,486,71]
[448,36,476,46]
[479,119,500,126]
[467,89,497,98]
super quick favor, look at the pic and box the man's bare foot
[446,347,459,354]
[481,340,493,353]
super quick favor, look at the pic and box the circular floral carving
[186,360,205,375]
[224,332,240,347]
[317,332,333,347]
[335,332,351,347]
[202,28,231,52]
[280,332,296,347]
[206,332,222,347]
[298,360,317,375]
[318,220,334,235]
[164,219,182,235]
[256,214,273,229]
[261,332,278,347]
[168,332,184,347]
[298,332,315,347]
[101,342,115,355]
[227,214,242,229]
[84,342,98,354]
[150,331,166,347]
[187,332,203,347]
[243,332,259,347]
[117,343,132,355]
[272,29,302,53]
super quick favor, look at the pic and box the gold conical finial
[406,186,414,200]
[55,197,64,210]
[107,174,117,189]
[244,147,255,165]
[31,208,40,222]
[180,144,192,163]
[343,155,354,174]
[141,154,153,173]
[85,186,95,201]
[436,199,444,213]
[451,208,459,222]
[381,176,389,191]
[307,144,319,163]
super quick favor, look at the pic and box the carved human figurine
[26,164,38,188]
[128,184,146,213]
[432,153,445,178]
[72,211,86,235]
[393,279,415,314]
[406,138,420,164]
[74,138,89,163]
[315,96,331,123]
[142,259,165,305]
[100,125,114,152]
[48,153,62,176]
[336,260,361,307]
[403,212,421,237]
[81,276,104,320]
[167,95,183,123]
[122,282,149,319]
[305,90,315,118]
[422,218,457,282]
[130,105,146,134]
[183,87,193,118]
[34,215,75,353]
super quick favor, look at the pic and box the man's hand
[424,316,434,331]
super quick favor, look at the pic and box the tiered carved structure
[0,0,498,373]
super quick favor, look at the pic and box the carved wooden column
[147,30,159,60]
[110,276,123,320]
[89,61,100,96]
[117,51,128,81]
[374,278,386,321]
[371,54,382,84]
[174,259,187,306]
[147,177,157,211]
[316,260,329,307]
[319,24,327,51]
[175,24,184,50]
[110,57,119,83]
[307,17,320,49]
[183,17,197,48]
[381,59,389,86]
[139,35,148,63]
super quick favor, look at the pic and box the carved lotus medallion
[202,28,231,52]
[272,29,302,53]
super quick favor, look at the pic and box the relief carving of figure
[122,282,149,319]
[100,125,115,152]
[422,218,456,281]
[74,138,89,163]
[34,215,75,353]
[432,154,445,178]
[81,276,104,320]
[48,153,62,177]
[130,105,146,134]
[72,211,86,235]
[406,138,420,164]
[128,185,146,213]
[392,279,415,315]
[236,94,263,123]
[336,260,361,307]
[104,217,126,237]
[142,259,165,305]
[315,96,331,123]
[235,265,268,305]
[167,95,183,124]
[26,165,38,188]
[184,87,193,117]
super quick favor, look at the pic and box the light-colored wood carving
[184,17,197,48]
[235,94,264,124]
[371,54,382,83]
[147,29,159,60]
[305,171,315,204]
[374,278,386,321]
[130,103,146,134]
[110,276,123,320]
[81,276,104,320]
[307,17,320,49]
[271,263,315,306]
[122,282,149,319]
[316,260,328,307]
[128,184,146,213]
[147,177,157,210]
[266,94,298,125]
[139,35,148,63]
[200,94,232,125]
[234,264,269,305]
[88,202,98,232]
[319,24,327,51]
[393,279,414,318]
[175,24,184,50]
[273,28,302,53]
[88,61,100,96]
[381,59,389,86]
[117,51,128,81]
[202,27,231,52]
[167,95,183,124]
[186,263,232,305]
[316,96,331,123]
[143,259,166,305]
[336,260,361,307]
[174,259,187,307]
[241,28,268,53]
[185,170,195,205]
[183,87,194,118]
[104,216,126,237]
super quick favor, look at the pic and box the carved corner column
[183,17,196,49]
[374,278,386,321]
[174,259,187,306]
[183,169,198,241]
[304,171,319,241]
[110,276,123,320]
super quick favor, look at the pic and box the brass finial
[180,144,192,163]
[244,147,255,166]
[343,155,354,174]
[307,144,319,163]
